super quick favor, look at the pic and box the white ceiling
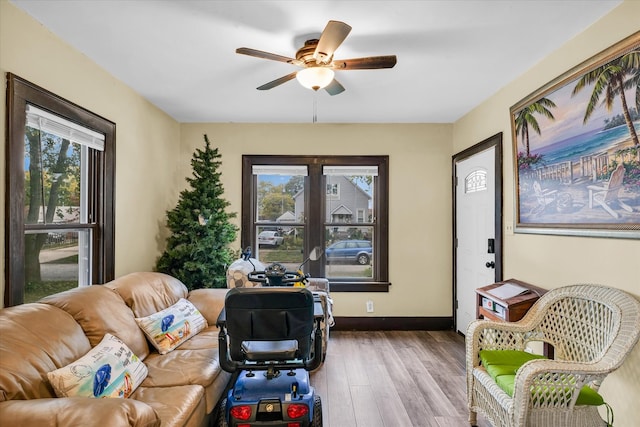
[11,0,621,124]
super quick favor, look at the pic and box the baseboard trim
[332,316,453,331]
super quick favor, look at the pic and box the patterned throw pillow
[47,333,148,398]
[135,298,208,354]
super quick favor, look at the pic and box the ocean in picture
[531,121,640,166]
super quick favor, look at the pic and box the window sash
[26,104,105,151]
[252,165,308,176]
[323,165,378,176]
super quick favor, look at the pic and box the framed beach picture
[510,32,640,239]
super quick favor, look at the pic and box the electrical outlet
[366,300,374,313]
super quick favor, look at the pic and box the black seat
[217,287,322,373]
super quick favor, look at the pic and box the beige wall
[453,1,640,424]
[2,0,639,423]
[180,123,453,317]
[0,0,182,302]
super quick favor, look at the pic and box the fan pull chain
[313,95,318,123]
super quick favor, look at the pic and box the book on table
[486,282,530,300]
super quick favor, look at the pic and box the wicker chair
[466,284,640,427]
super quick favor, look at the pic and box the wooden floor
[310,330,491,427]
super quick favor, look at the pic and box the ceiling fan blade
[325,79,345,96]
[332,55,397,70]
[314,20,352,64]
[236,47,297,64]
[256,72,298,90]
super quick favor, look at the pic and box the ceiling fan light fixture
[296,67,335,91]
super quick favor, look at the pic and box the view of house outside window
[323,166,376,279]
[243,155,388,291]
[248,160,382,283]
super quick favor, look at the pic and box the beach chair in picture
[587,163,633,219]
[530,181,557,214]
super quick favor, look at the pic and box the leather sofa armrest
[0,397,160,427]
[188,288,229,326]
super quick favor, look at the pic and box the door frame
[452,132,503,333]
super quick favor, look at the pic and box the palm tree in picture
[514,97,556,156]
[572,47,640,147]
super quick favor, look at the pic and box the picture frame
[510,32,640,239]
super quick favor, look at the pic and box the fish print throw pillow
[47,333,148,398]
[135,298,208,354]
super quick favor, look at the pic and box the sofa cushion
[142,347,227,414]
[135,298,208,354]
[47,333,148,399]
[0,395,161,427]
[141,348,221,389]
[176,326,220,350]
[133,385,205,427]
[40,285,150,360]
[479,349,604,406]
[0,303,91,401]
[187,288,228,326]
[106,272,188,318]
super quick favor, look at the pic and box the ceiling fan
[236,20,397,95]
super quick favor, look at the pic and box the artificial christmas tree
[155,134,238,289]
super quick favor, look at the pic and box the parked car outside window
[258,230,284,247]
[325,240,372,265]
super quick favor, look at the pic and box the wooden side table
[476,278,552,357]
[476,279,546,322]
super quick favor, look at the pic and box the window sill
[328,281,391,292]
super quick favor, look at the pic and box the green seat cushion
[485,364,521,378]
[480,349,547,367]
[480,349,546,380]
[478,350,604,406]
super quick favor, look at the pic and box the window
[466,169,487,193]
[5,74,115,305]
[242,155,389,292]
[326,183,339,199]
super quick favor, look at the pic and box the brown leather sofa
[0,272,231,427]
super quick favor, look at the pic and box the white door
[455,146,496,335]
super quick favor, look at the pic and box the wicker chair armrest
[465,318,538,410]
[512,358,608,423]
